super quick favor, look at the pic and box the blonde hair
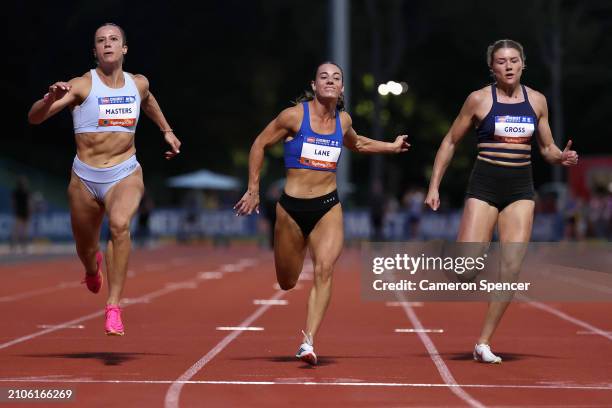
[486,39,526,67]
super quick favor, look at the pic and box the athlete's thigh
[67,171,105,239]
[274,203,307,276]
[457,198,499,242]
[307,204,344,266]
[104,167,145,222]
[498,200,534,243]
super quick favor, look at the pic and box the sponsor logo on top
[98,96,136,105]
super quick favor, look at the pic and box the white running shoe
[295,330,317,365]
[295,342,317,365]
[473,343,502,364]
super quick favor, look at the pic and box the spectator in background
[369,180,386,241]
[10,176,31,253]
[261,183,281,249]
[401,187,425,240]
[136,192,154,248]
[180,189,203,242]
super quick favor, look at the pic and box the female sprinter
[28,23,181,336]
[425,39,578,363]
[235,62,410,365]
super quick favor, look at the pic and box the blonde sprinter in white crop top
[28,23,181,336]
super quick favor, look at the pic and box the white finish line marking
[253,299,288,305]
[1,378,611,391]
[395,328,444,333]
[216,327,264,331]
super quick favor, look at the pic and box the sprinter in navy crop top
[234,62,411,365]
[425,40,578,364]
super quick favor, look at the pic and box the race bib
[98,96,137,127]
[494,115,535,144]
[299,136,342,170]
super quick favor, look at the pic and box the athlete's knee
[500,257,523,276]
[278,278,298,291]
[109,216,131,239]
[275,266,299,290]
[314,261,334,284]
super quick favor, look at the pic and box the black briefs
[278,190,340,237]
[466,159,535,210]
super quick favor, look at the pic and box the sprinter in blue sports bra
[28,23,181,336]
[425,40,578,364]
[235,62,410,365]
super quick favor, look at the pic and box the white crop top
[72,69,141,134]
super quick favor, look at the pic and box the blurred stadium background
[2,0,611,254]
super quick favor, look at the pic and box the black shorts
[278,190,340,237]
[466,159,535,210]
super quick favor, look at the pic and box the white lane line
[576,331,612,336]
[198,272,223,280]
[273,283,302,290]
[1,378,611,391]
[398,298,486,408]
[216,327,264,331]
[386,301,423,307]
[395,328,444,333]
[221,264,243,273]
[522,299,612,341]
[543,267,612,295]
[0,274,216,351]
[253,299,288,305]
[164,290,286,408]
[36,324,84,330]
[0,282,80,302]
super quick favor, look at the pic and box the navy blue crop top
[476,84,537,166]
[283,102,343,172]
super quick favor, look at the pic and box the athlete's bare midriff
[284,168,337,198]
[74,131,136,167]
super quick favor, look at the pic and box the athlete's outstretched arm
[234,107,298,216]
[136,75,181,160]
[425,92,479,211]
[342,112,410,154]
[28,77,85,124]
[532,92,578,166]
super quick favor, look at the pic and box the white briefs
[72,155,140,201]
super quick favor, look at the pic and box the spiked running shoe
[296,342,317,365]
[473,343,502,364]
[82,251,103,294]
[105,305,125,336]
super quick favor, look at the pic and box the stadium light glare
[378,80,408,96]
[388,81,403,95]
[377,84,390,96]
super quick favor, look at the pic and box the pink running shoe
[82,251,103,294]
[104,305,125,336]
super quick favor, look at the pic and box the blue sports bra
[283,102,343,172]
[476,84,537,167]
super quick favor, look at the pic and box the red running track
[0,243,610,407]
